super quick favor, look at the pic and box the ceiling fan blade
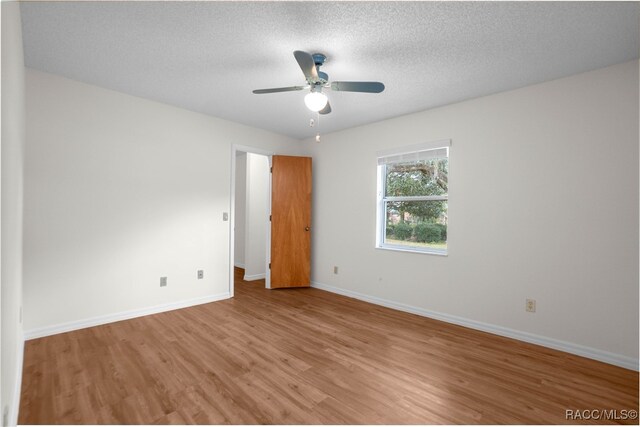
[252,86,306,94]
[293,50,319,82]
[319,100,332,115]
[330,81,385,93]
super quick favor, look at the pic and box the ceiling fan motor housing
[316,71,329,85]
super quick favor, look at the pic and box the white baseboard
[23,292,231,340]
[9,330,24,426]
[243,273,266,281]
[311,281,639,371]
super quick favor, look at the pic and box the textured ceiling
[21,1,639,140]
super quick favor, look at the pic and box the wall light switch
[223,212,229,221]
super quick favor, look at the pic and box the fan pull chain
[315,111,321,143]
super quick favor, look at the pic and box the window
[376,140,450,255]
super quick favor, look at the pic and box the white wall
[23,69,302,334]
[1,2,26,425]
[234,152,246,268]
[305,61,639,368]
[243,153,269,280]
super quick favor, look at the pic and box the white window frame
[376,139,451,256]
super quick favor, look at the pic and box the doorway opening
[230,146,272,297]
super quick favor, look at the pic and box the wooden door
[270,155,312,288]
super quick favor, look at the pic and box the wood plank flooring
[19,268,638,424]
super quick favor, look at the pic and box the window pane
[384,200,447,252]
[385,158,448,197]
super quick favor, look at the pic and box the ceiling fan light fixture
[252,50,384,117]
[304,91,328,112]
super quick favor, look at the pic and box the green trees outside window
[381,156,448,253]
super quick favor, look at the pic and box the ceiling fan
[252,50,385,115]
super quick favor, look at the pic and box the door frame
[229,144,274,297]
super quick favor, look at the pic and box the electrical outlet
[333,266,338,274]
[197,270,204,279]
[526,298,536,313]
[160,277,167,287]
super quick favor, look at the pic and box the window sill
[375,245,448,256]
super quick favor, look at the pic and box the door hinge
[269,263,271,269]
[269,215,272,221]
[270,167,273,173]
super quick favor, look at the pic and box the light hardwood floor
[19,268,638,424]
